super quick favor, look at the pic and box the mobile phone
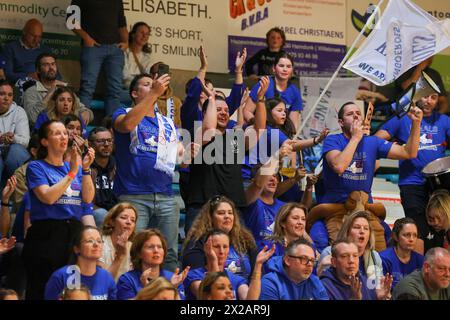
[157,63,170,77]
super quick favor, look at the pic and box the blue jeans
[79,44,124,115]
[93,207,109,229]
[119,193,180,271]
[0,144,29,181]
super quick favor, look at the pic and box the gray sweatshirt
[0,102,30,148]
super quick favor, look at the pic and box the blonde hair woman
[425,189,450,251]
[98,202,138,281]
[135,277,180,300]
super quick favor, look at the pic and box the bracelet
[82,169,91,175]
[1,201,9,207]
[257,98,265,103]
[67,172,76,179]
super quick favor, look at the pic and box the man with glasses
[88,127,117,227]
[375,93,450,241]
[393,247,449,300]
[320,240,392,300]
[260,238,329,300]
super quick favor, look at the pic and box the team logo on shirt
[144,135,158,147]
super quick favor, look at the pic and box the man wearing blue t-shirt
[321,101,423,204]
[260,238,329,300]
[112,73,180,271]
[375,93,450,239]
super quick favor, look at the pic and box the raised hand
[376,274,393,300]
[235,48,247,72]
[0,237,16,255]
[306,174,319,187]
[349,275,363,300]
[2,175,17,202]
[69,144,82,176]
[140,266,160,287]
[350,119,364,142]
[82,147,95,170]
[408,105,423,123]
[256,76,270,101]
[199,45,208,71]
[170,266,191,287]
[151,74,170,97]
[255,244,276,265]
[316,127,330,144]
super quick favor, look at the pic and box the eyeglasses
[288,255,317,266]
[95,138,113,145]
[82,239,104,245]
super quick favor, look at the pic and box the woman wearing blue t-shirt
[34,87,86,136]
[182,196,257,281]
[45,226,116,300]
[380,218,424,289]
[264,203,315,257]
[22,120,95,300]
[244,53,302,131]
[116,229,189,300]
[183,229,275,300]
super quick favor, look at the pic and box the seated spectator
[424,189,450,252]
[61,284,91,300]
[264,203,315,258]
[320,240,393,300]
[149,62,182,128]
[317,211,383,284]
[34,87,86,134]
[198,271,235,300]
[44,226,116,300]
[0,80,30,182]
[1,19,50,83]
[63,114,87,153]
[183,229,274,300]
[182,196,257,280]
[116,229,189,300]
[88,127,118,227]
[393,247,450,300]
[23,53,92,126]
[260,238,328,300]
[135,277,180,300]
[0,176,17,237]
[98,202,137,281]
[121,22,152,106]
[380,218,424,289]
[0,288,19,300]
[245,27,286,80]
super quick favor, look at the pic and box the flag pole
[294,0,386,140]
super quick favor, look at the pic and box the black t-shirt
[188,130,246,208]
[245,48,286,76]
[71,0,127,44]
[91,157,118,210]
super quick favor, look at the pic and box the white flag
[343,0,450,86]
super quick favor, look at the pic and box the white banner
[299,77,361,139]
[343,0,450,86]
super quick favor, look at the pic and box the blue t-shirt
[183,267,247,300]
[242,125,289,180]
[244,198,285,250]
[116,269,185,300]
[225,246,252,280]
[380,247,424,289]
[27,160,84,221]
[380,112,450,185]
[45,265,117,300]
[250,77,303,113]
[112,108,174,196]
[34,112,88,138]
[260,270,328,300]
[321,134,393,203]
